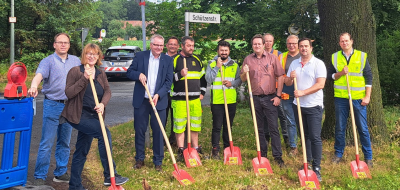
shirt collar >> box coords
[53,52,68,63]
[150,51,160,59]
[252,50,267,58]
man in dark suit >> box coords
[126,34,173,172]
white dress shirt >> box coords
[145,51,160,98]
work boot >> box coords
[176,147,185,162]
[313,167,322,182]
[195,146,204,155]
[274,157,285,168]
[155,165,163,172]
[289,147,298,157]
[365,159,373,168]
[331,155,342,164]
[211,147,220,160]
[134,160,145,169]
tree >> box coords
[108,19,125,38]
[317,0,388,143]
[126,23,142,40]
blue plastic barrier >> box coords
[0,98,33,189]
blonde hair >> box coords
[81,43,103,66]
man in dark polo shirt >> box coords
[240,34,286,167]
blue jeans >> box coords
[68,118,116,190]
[281,97,297,148]
[34,99,72,179]
[334,98,373,160]
[292,104,323,168]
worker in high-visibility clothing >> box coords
[328,32,373,168]
[171,36,207,161]
[205,40,241,159]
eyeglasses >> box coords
[287,43,298,46]
[55,42,70,45]
[86,53,99,57]
[167,43,178,46]
[152,43,164,48]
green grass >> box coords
[111,40,150,48]
[83,105,400,189]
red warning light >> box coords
[4,62,28,99]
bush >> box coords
[17,52,51,72]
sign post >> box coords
[185,12,220,36]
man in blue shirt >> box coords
[28,33,81,186]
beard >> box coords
[220,55,228,60]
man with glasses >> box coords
[28,33,81,186]
[127,34,173,172]
[281,35,301,156]
[165,36,179,147]
[240,34,286,167]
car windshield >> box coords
[105,49,135,57]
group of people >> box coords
[27,31,373,189]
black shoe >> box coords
[211,147,220,160]
[104,174,129,186]
[195,146,204,154]
[298,162,313,171]
[53,173,70,183]
[134,160,145,169]
[274,157,285,168]
[332,155,342,164]
[313,167,322,182]
[155,165,163,172]
[176,147,185,162]
[283,137,290,149]
[365,159,373,168]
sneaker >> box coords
[33,178,45,186]
[176,147,185,162]
[332,155,342,164]
[53,173,70,183]
[289,147,298,157]
[365,159,373,168]
[195,146,204,154]
[211,147,220,160]
[298,162,313,171]
[104,174,129,186]
[313,167,322,182]
[155,165,163,172]
[274,157,285,168]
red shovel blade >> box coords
[172,168,195,186]
[298,169,320,189]
[108,177,125,190]
[183,148,202,168]
[252,157,273,175]
[350,160,372,179]
[223,146,243,165]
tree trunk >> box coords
[317,0,388,144]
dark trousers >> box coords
[292,104,323,168]
[211,103,237,150]
[165,95,176,144]
[253,95,283,158]
[264,103,288,141]
[134,100,165,166]
[68,118,116,190]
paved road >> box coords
[2,78,211,190]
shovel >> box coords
[294,77,320,189]
[182,58,202,168]
[346,74,372,179]
[221,66,242,165]
[246,72,273,175]
[143,83,195,186]
[86,65,125,190]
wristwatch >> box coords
[276,94,281,99]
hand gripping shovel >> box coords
[182,58,202,168]
[346,74,372,179]
[86,65,125,190]
[294,78,320,189]
[246,72,273,175]
[221,66,242,165]
[143,83,195,186]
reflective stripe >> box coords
[174,124,186,130]
[211,85,234,90]
[191,123,201,128]
[172,92,201,96]
[187,72,203,78]
[360,52,366,73]
[333,52,339,72]
[214,77,235,82]
[349,72,363,77]
[200,87,207,91]
[334,85,365,91]
[174,117,186,122]
[191,116,201,121]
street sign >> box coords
[98,38,103,43]
[100,29,106,37]
[185,12,220,24]
[9,17,16,23]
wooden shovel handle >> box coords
[221,66,233,142]
[183,58,191,145]
[294,78,307,165]
[246,72,261,152]
[346,74,359,156]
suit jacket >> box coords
[127,50,173,110]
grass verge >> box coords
[83,106,400,189]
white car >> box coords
[100,45,141,77]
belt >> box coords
[254,94,275,98]
[45,95,66,104]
